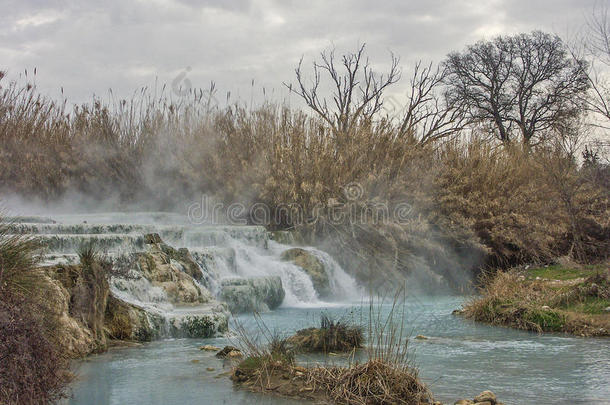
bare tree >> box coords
[396,62,468,144]
[577,3,610,128]
[444,31,590,146]
[586,2,610,65]
[286,44,400,134]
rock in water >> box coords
[220,276,285,313]
[200,345,221,351]
[109,237,229,339]
[170,313,229,338]
[104,295,165,341]
[473,391,497,404]
[216,346,241,358]
[280,248,330,297]
[41,272,98,356]
[135,243,212,304]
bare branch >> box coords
[284,44,401,134]
[396,62,468,144]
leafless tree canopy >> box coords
[586,2,610,65]
[287,46,468,144]
[444,31,590,145]
[396,62,468,144]
[286,44,401,134]
[578,3,610,129]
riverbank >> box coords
[460,262,610,336]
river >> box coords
[9,213,608,405]
[68,297,610,405]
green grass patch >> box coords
[563,297,610,315]
[464,269,609,336]
[525,264,606,281]
[239,352,293,369]
[523,307,566,331]
[238,356,265,371]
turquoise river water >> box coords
[67,297,610,405]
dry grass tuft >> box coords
[307,359,429,405]
[287,313,364,353]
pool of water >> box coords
[68,297,610,405]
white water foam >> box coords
[16,213,363,310]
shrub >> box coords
[0,216,73,404]
[0,298,73,404]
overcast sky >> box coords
[0,0,601,107]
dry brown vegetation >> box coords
[1,39,609,291]
[462,265,610,336]
[287,314,364,353]
[0,217,122,403]
[0,217,73,404]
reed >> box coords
[1,68,608,275]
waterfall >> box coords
[229,239,320,305]
[9,213,363,309]
[304,248,364,303]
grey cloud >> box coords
[0,0,597,106]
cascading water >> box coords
[222,238,321,306]
[302,247,363,303]
[8,212,362,313]
[185,231,363,307]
